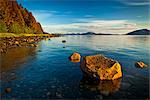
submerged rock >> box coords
[80,54,122,80]
[135,61,148,68]
[69,52,81,63]
[5,88,11,93]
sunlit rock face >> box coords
[80,54,122,80]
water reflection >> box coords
[79,76,121,95]
[1,46,37,72]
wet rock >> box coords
[1,49,3,53]
[5,88,11,93]
[62,40,66,43]
[56,92,63,98]
[69,52,81,63]
[34,44,38,47]
[135,61,148,68]
[80,54,122,80]
[1,49,7,53]
[30,44,38,47]
[47,92,51,96]
[30,44,34,47]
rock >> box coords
[80,54,122,80]
[30,44,34,47]
[15,41,19,44]
[47,92,51,96]
[69,52,81,63]
[34,44,38,47]
[62,40,66,43]
[1,49,3,53]
[31,44,38,47]
[5,88,11,93]
[135,61,148,68]
[56,92,62,98]
[1,49,7,53]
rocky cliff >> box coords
[0,0,43,34]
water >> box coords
[1,35,150,99]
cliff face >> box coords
[0,0,43,34]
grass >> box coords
[0,33,54,38]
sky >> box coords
[18,0,150,34]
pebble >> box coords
[0,36,56,53]
[46,92,51,96]
[56,92,62,98]
[5,88,11,93]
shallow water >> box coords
[1,35,150,99]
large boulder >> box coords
[69,52,81,63]
[80,54,122,80]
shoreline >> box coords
[0,33,59,53]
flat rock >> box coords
[80,54,122,80]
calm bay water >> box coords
[1,35,150,99]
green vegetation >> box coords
[0,22,42,34]
[0,33,53,38]
[9,22,24,33]
[0,21,8,33]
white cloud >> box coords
[31,10,54,23]
[118,0,150,6]
[42,19,140,34]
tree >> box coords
[9,22,24,33]
[0,21,8,33]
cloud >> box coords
[136,16,142,18]
[42,19,139,34]
[31,10,73,25]
[84,15,94,18]
[118,0,150,6]
[31,10,55,23]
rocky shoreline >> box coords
[0,35,58,53]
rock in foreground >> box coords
[80,54,122,80]
[69,52,81,63]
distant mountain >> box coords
[62,32,115,35]
[0,0,43,34]
[127,29,150,35]
[81,32,96,35]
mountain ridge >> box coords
[126,29,150,35]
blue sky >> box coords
[18,0,150,34]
